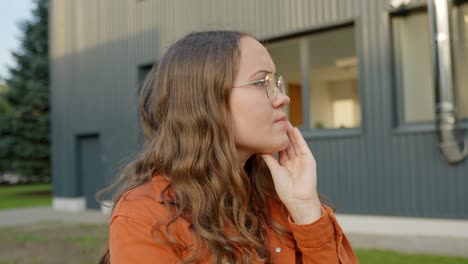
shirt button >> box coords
[275,247,282,253]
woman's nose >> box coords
[272,93,290,109]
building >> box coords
[49,0,468,220]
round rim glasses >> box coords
[233,73,286,102]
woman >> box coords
[98,31,358,264]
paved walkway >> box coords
[1,206,467,258]
[0,206,109,227]
[337,213,468,258]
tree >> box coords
[0,83,12,113]
[0,83,14,173]
[1,0,49,181]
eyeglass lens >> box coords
[266,75,285,100]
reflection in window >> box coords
[392,4,468,124]
[453,4,468,119]
[392,12,435,123]
[267,26,360,130]
[308,26,360,130]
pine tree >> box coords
[2,0,49,181]
[0,83,11,113]
[0,82,14,173]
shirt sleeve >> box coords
[288,205,359,264]
[109,215,179,264]
[108,196,183,264]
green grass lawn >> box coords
[0,222,108,264]
[0,183,51,210]
[356,249,468,264]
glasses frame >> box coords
[233,73,286,102]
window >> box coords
[267,25,360,130]
[392,11,435,123]
[391,3,468,125]
[453,3,468,120]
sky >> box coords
[0,0,35,82]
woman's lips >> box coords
[275,117,289,130]
[275,116,287,123]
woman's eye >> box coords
[255,80,266,87]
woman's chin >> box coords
[261,137,290,154]
[276,139,291,152]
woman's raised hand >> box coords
[261,124,322,224]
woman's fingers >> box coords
[263,127,313,170]
[293,127,313,158]
[288,127,300,156]
[286,130,296,159]
[279,150,289,165]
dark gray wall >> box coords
[50,0,468,218]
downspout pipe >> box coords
[427,0,468,164]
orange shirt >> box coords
[109,176,359,263]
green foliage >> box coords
[0,81,15,170]
[0,84,11,113]
[0,99,11,114]
[0,0,50,180]
[0,83,8,94]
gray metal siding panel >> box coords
[50,0,468,218]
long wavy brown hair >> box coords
[97,31,295,264]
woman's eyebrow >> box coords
[249,69,273,80]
